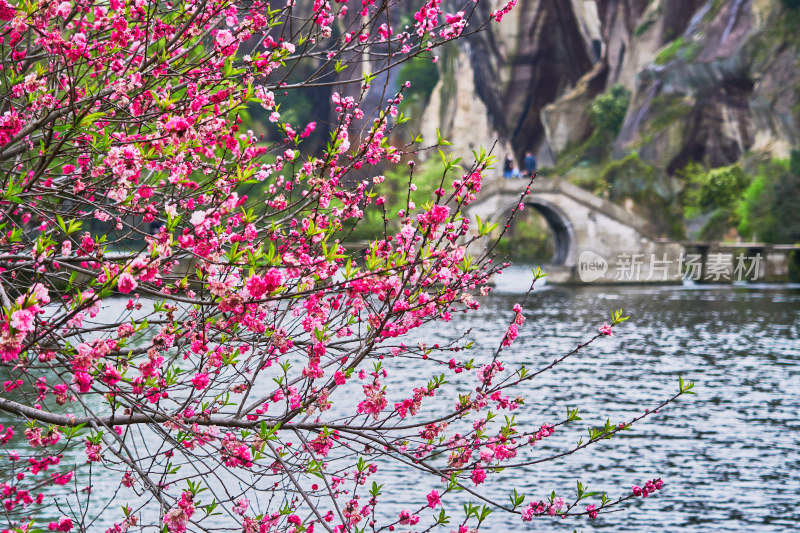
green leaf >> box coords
[80,111,107,127]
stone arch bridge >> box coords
[463,177,683,283]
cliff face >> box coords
[423,0,800,172]
[422,0,600,166]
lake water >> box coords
[3,270,799,532]
[446,269,800,532]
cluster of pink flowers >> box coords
[471,465,487,485]
[414,0,442,37]
[398,509,420,526]
[245,268,283,298]
[191,372,210,390]
[164,491,195,533]
[232,497,249,516]
[521,497,566,520]
[47,517,73,531]
[1,283,49,362]
[0,0,15,21]
[220,433,254,468]
[24,426,60,448]
[491,0,518,22]
[476,361,505,386]
[633,478,664,497]
[395,384,436,418]
[440,11,467,40]
[104,513,138,533]
[117,272,138,294]
[0,109,22,145]
[84,440,102,462]
[2,480,45,514]
[307,430,339,457]
[357,378,387,420]
[529,423,556,444]
[28,454,61,474]
[426,489,442,508]
[0,0,664,530]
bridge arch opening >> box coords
[490,199,576,266]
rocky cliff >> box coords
[422,0,800,174]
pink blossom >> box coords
[233,497,249,515]
[426,489,441,508]
[189,210,206,226]
[85,440,102,462]
[599,322,614,336]
[521,502,535,522]
[502,323,518,346]
[52,471,74,485]
[216,30,235,47]
[117,272,138,294]
[0,0,16,21]
[357,381,387,419]
[191,373,210,390]
[301,122,316,138]
[398,510,420,525]
[10,309,35,332]
[48,516,73,531]
[73,371,93,393]
[471,466,486,485]
[0,110,22,144]
[245,268,283,298]
[164,491,195,532]
[30,282,51,305]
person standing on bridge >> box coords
[524,151,537,176]
[503,154,514,178]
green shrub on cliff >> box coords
[680,163,750,240]
[589,84,631,137]
[698,164,750,210]
[598,152,683,237]
[554,85,632,178]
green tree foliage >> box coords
[343,159,448,241]
[589,84,632,137]
[398,54,440,109]
[678,161,707,220]
[682,156,800,243]
[791,147,800,175]
[736,171,771,241]
[680,163,750,240]
[697,164,750,210]
[737,157,800,243]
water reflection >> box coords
[374,277,800,532]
